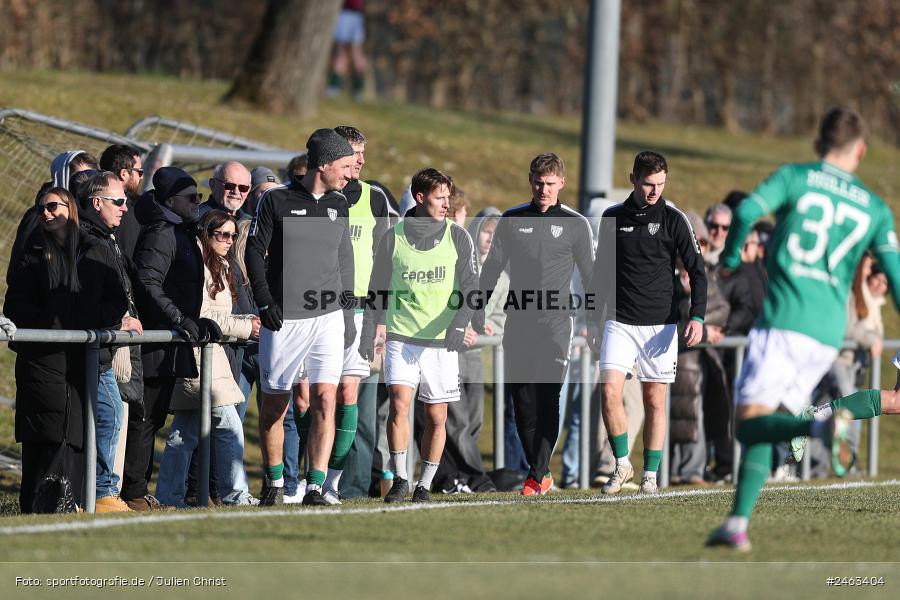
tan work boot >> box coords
[95,495,134,513]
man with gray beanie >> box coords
[246,128,357,506]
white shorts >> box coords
[342,312,371,378]
[384,340,460,403]
[334,10,365,45]
[258,311,344,392]
[736,328,838,415]
[598,320,678,383]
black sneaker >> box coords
[384,477,409,503]
[411,485,431,503]
[259,484,284,506]
[302,487,328,506]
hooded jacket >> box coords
[133,188,204,378]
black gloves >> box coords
[343,312,357,349]
[444,326,467,352]
[199,318,223,342]
[177,316,201,341]
[260,303,283,332]
[176,316,223,342]
[358,320,375,362]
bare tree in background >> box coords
[225,0,341,117]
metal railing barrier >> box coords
[0,328,237,513]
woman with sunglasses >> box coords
[155,210,261,507]
[5,188,90,512]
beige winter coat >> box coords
[170,257,255,411]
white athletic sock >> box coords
[390,450,408,480]
[418,461,440,490]
[642,470,657,480]
[324,468,343,492]
[616,456,631,468]
[723,515,749,534]
[267,477,284,488]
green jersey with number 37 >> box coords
[721,160,900,349]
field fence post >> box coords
[83,333,100,514]
[732,344,744,482]
[199,343,213,507]
[579,344,592,489]
[493,344,505,470]
[660,386,670,488]
[868,355,880,477]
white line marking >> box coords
[2,479,897,536]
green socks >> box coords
[832,389,882,420]
[643,449,662,474]
[265,463,284,483]
[609,432,629,459]
[328,403,358,470]
[306,469,326,487]
[731,442,772,518]
[736,413,813,444]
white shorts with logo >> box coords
[599,320,678,383]
[735,327,838,415]
[342,311,371,378]
[384,340,460,403]
[259,310,344,392]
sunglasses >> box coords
[211,230,238,243]
[92,196,127,207]
[707,223,730,232]
[41,201,68,213]
[173,192,204,204]
[128,168,144,177]
[214,178,250,194]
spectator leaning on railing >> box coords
[5,186,127,513]
[155,210,260,507]
[74,170,145,512]
[123,166,214,512]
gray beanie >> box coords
[250,166,279,190]
[306,128,353,169]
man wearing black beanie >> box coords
[121,166,211,511]
[247,128,357,506]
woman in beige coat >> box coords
[156,210,260,507]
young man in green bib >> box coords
[359,168,481,503]
[708,107,900,551]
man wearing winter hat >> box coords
[246,128,357,506]
[246,166,281,217]
[122,166,214,511]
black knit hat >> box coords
[152,166,197,201]
[306,128,353,169]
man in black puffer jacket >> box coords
[73,171,146,512]
[122,166,215,511]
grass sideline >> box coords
[0,480,898,599]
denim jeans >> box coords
[560,371,582,487]
[283,402,301,495]
[96,368,125,499]
[156,404,252,506]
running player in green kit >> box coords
[707,107,900,551]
